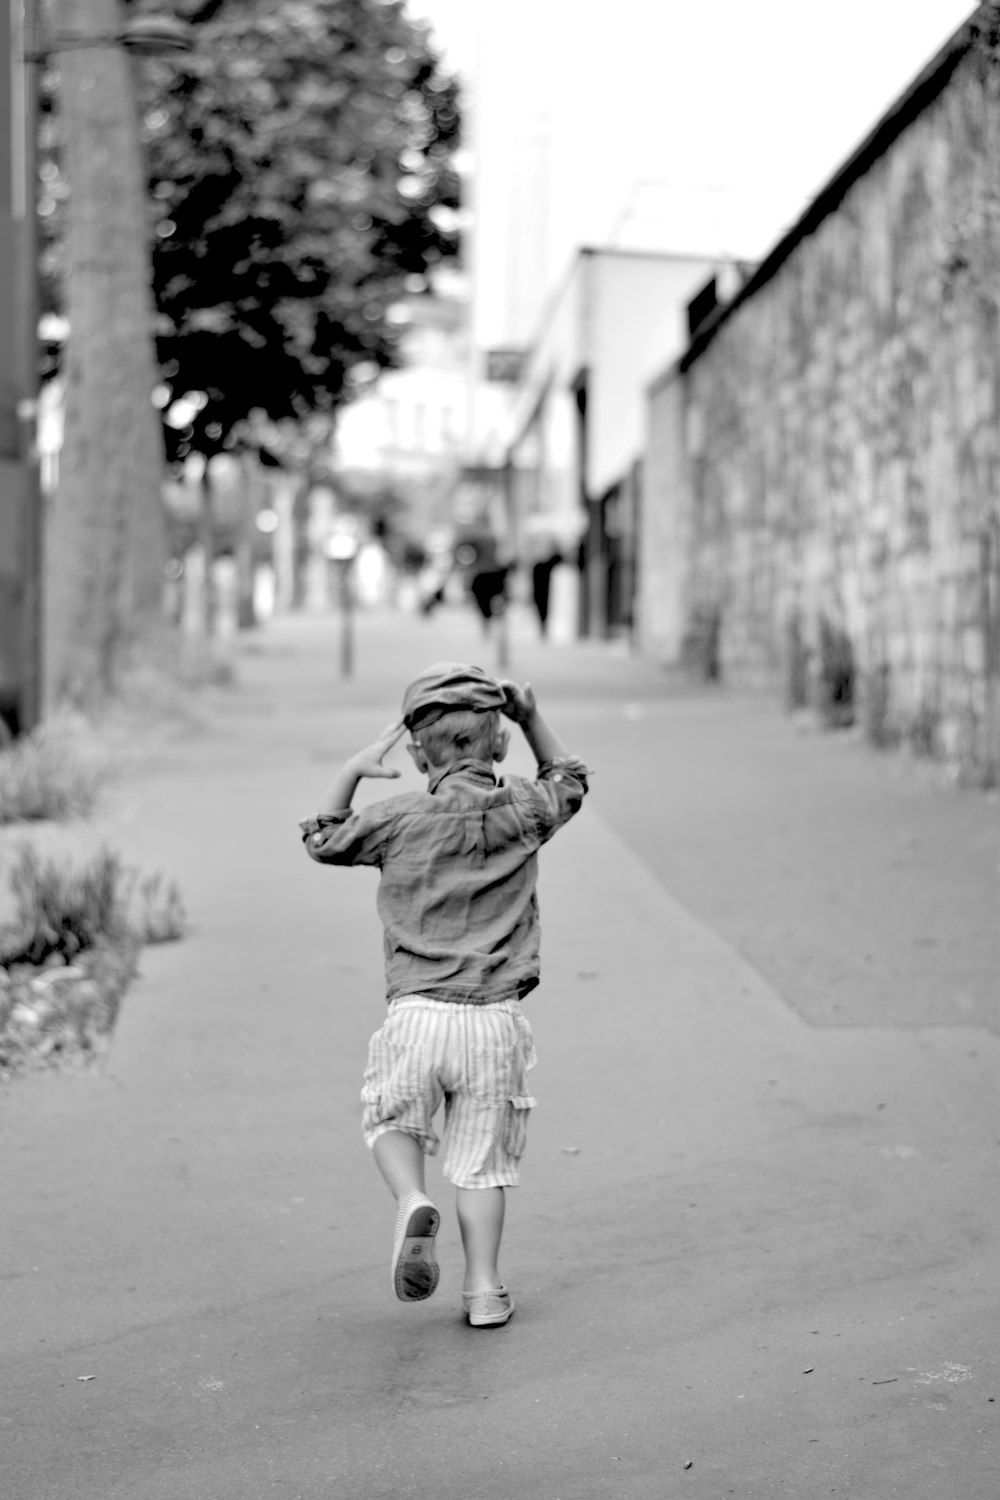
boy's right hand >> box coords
[499,679,536,726]
[348,720,407,779]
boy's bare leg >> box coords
[375,1130,440,1302]
[373,1129,426,1201]
[456,1186,505,1294]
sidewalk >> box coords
[1,605,998,1500]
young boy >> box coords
[299,662,588,1327]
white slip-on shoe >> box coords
[462,1287,515,1327]
[391,1192,440,1302]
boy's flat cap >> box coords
[402,661,507,731]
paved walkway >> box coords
[2,606,998,1499]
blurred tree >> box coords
[334,472,408,551]
[40,0,460,673]
[138,0,461,464]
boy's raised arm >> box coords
[314,720,406,817]
[500,678,588,841]
[498,681,570,766]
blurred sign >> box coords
[485,348,525,384]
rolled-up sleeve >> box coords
[531,755,590,842]
[299,805,391,867]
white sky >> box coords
[409,0,975,344]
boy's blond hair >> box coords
[413,708,500,767]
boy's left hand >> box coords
[349,720,407,779]
[498,679,536,725]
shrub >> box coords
[817,614,855,728]
[0,715,110,824]
[785,608,810,711]
[681,603,723,681]
[123,869,188,945]
[862,660,899,749]
[908,698,940,759]
[0,845,186,968]
[111,631,237,726]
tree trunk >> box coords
[45,0,166,706]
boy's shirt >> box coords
[300,756,588,1005]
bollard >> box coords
[337,558,354,678]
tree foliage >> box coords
[132,0,461,461]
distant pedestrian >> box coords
[299,663,588,1326]
[530,551,561,638]
[469,564,509,630]
[455,528,509,635]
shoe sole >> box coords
[392,1202,440,1302]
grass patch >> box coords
[0,945,140,1075]
[0,630,238,828]
[0,846,186,1078]
[0,714,110,825]
[127,870,188,945]
[0,845,186,966]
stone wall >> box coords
[640,17,1000,781]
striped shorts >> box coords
[361,995,538,1189]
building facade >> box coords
[334,284,473,534]
[639,4,1000,782]
[503,247,736,640]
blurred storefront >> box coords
[500,247,736,641]
[334,282,475,552]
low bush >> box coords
[784,609,811,711]
[125,869,188,945]
[0,715,110,825]
[817,614,856,728]
[0,845,186,1078]
[0,944,139,1075]
[0,845,186,969]
[111,631,237,727]
[862,660,899,749]
[681,603,723,681]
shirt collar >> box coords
[427,758,499,795]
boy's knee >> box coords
[366,1120,439,1156]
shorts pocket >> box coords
[502,1093,537,1159]
[362,1033,427,1121]
[465,1044,514,1103]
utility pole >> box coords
[326,525,359,678]
[0,0,41,735]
